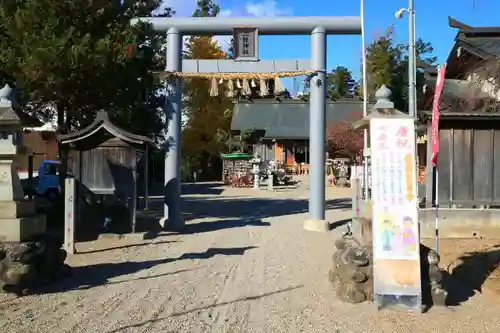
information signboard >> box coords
[370,117,421,312]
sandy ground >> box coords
[2,183,500,333]
[421,238,500,297]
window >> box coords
[44,163,59,176]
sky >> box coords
[164,0,500,93]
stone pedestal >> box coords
[0,160,46,242]
[303,219,329,232]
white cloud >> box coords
[164,0,292,51]
[212,1,292,50]
[245,0,292,17]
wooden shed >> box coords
[58,111,154,236]
[421,17,500,208]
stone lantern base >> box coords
[0,200,46,242]
[0,159,46,242]
[0,186,68,296]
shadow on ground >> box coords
[74,181,350,242]
[144,196,350,222]
[439,245,500,306]
[105,285,304,333]
[36,246,257,294]
[136,195,350,236]
[329,218,351,230]
[139,182,227,198]
[77,240,179,254]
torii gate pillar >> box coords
[163,27,183,230]
[131,16,362,231]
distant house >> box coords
[421,17,500,207]
[15,111,60,174]
[230,99,364,167]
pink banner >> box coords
[431,64,447,167]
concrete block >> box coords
[0,215,46,242]
[303,219,329,232]
[0,200,35,218]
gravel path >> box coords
[1,183,500,332]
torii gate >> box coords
[130,16,362,232]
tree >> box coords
[181,0,233,180]
[364,26,437,112]
[0,0,172,192]
[0,0,170,135]
[327,66,358,100]
[326,122,363,158]
[364,27,398,101]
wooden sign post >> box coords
[64,178,75,255]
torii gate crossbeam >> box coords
[131,16,362,232]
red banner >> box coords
[431,63,447,167]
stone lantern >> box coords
[0,84,25,202]
[353,85,409,131]
[0,85,71,295]
[0,84,45,242]
[250,152,262,190]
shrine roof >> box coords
[230,99,366,139]
[58,111,154,150]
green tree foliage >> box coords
[364,26,436,111]
[0,0,170,137]
[0,0,172,194]
[181,0,233,180]
[327,66,358,100]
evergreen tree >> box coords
[0,0,171,136]
[327,66,358,100]
[364,26,436,112]
[0,0,173,192]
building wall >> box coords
[15,131,59,171]
[426,121,500,207]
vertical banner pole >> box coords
[360,0,369,201]
[430,63,447,255]
[434,169,439,253]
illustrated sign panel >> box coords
[370,118,421,311]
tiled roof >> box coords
[448,17,500,59]
[230,100,366,139]
[458,34,500,58]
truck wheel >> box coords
[45,189,59,202]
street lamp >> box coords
[395,1,417,119]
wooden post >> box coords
[144,146,149,210]
[64,178,75,255]
[27,154,34,199]
[131,154,137,233]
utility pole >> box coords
[408,0,416,118]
